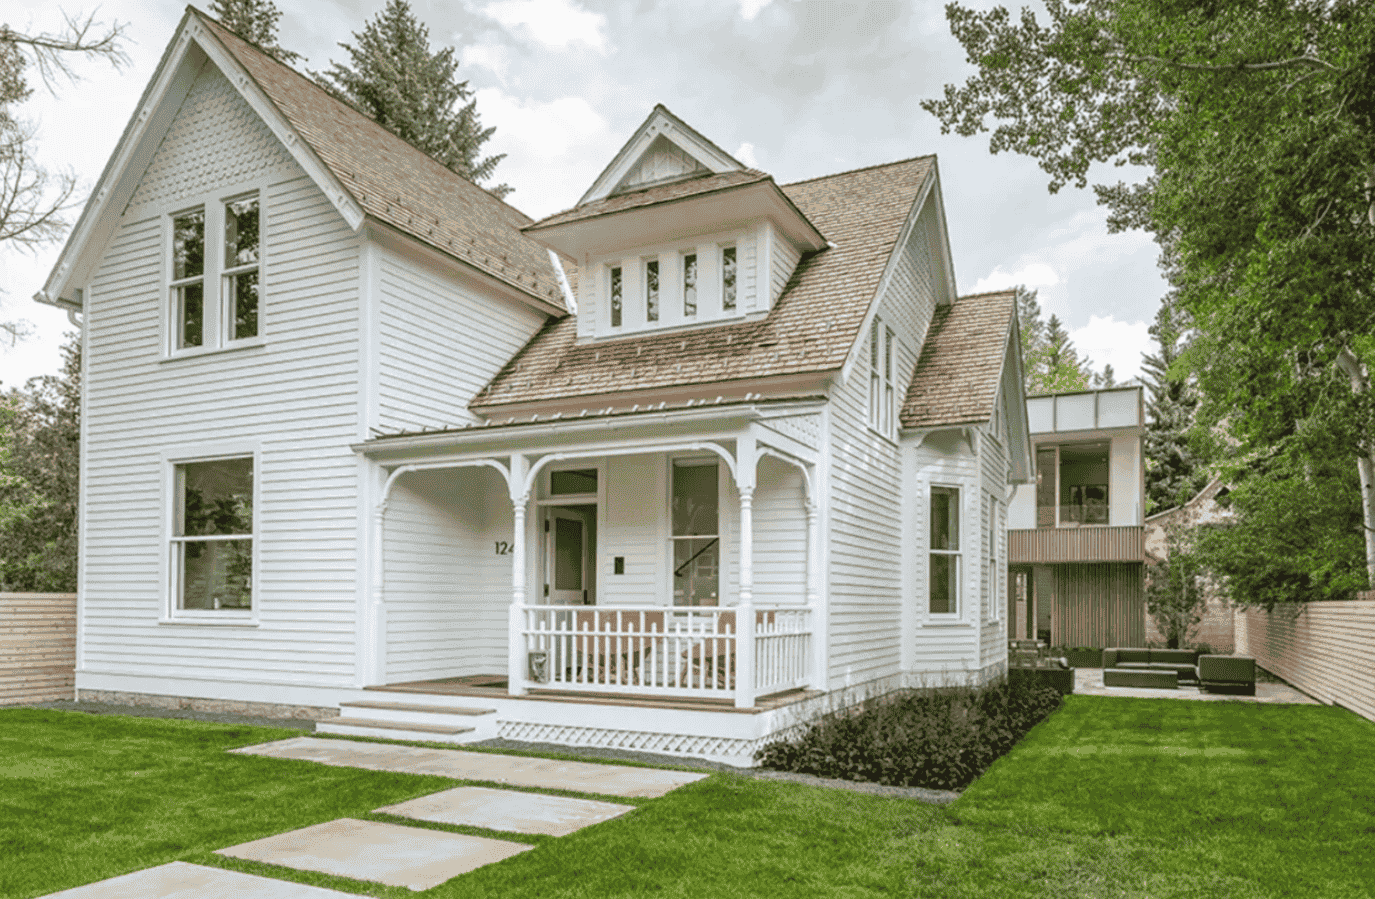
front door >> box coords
[545,506,593,605]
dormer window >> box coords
[683,252,697,317]
[610,266,623,327]
[645,259,660,322]
[722,245,737,311]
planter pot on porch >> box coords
[1009,666,1075,695]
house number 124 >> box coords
[494,541,511,555]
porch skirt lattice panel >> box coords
[496,720,806,763]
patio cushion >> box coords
[1117,649,1151,665]
[1199,655,1255,683]
[1151,650,1199,666]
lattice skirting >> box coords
[495,720,806,763]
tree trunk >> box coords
[1335,347,1375,591]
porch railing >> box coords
[517,604,811,704]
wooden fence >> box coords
[1235,600,1375,724]
[0,593,76,705]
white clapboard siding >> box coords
[382,468,511,682]
[753,456,807,605]
[600,455,666,605]
[770,232,802,306]
[980,417,1011,669]
[376,242,549,435]
[81,60,362,690]
[825,202,941,688]
[910,438,981,678]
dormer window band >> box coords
[645,259,660,322]
[682,253,697,317]
[610,266,623,327]
[722,245,737,311]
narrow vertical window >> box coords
[645,259,659,322]
[171,209,205,349]
[682,252,697,317]
[883,326,895,434]
[610,266,622,327]
[173,457,254,611]
[988,497,1001,621]
[672,461,720,606]
[929,486,960,614]
[869,321,881,428]
[721,245,737,311]
[224,196,259,340]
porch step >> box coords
[341,700,496,717]
[316,717,477,743]
[318,697,500,745]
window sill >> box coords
[866,425,899,448]
[161,337,266,363]
[922,618,973,628]
[159,615,258,627]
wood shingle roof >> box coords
[899,289,1016,429]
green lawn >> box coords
[2,698,1372,898]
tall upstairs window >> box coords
[171,209,205,349]
[167,192,260,353]
[223,196,259,340]
[869,320,895,435]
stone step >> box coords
[316,717,477,742]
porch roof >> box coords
[472,156,936,415]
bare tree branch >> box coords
[0,11,129,93]
[0,122,77,248]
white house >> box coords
[36,8,1032,766]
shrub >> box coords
[755,678,1062,791]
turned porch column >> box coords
[508,453,530,697]
[735,434,757,709]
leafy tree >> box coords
[1145,524,1204,648]
[209,0,302,64]
[924,0,1375,590]
[1142,296,1205,514]
[317,0,508,195]
[0,334,80,591]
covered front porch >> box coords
[357,407,827,710]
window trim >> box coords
[163,183,265,359]
[928,483,962,618]
[161,445,260,624]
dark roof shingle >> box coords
[474,156,935,411]
[899,290,1016,429]
[527,170,771,231]
[199,12,569,310]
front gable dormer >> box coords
[524,106,827,342]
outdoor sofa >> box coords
[1101,648,1201,685]
[1197,655,1257,695]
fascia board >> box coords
[836,164,940,388]
[1001,318,1035,483]
[579,106,745,206]
[927,161,960,305]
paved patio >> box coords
[1074,667,1320,703]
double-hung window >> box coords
[929,486,960,615]
[172,457,254,612]
[870,320,895,435]
[168,193,260,353]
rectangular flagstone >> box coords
[233,736,708,797]
[37,861,359,898]
[377,785,634,836]
[216,818,531,891]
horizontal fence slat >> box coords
[0,593,77,706]
[1238,602,1375,724]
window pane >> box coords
[180,539,252,609]
[178,283,203,349]
[931,486,959,551]
[610,266,622,327]
[173,210,204,279]
[550,468,597,495]
[929,554,956,614]
[179,458,253,536]
[683,253,697,316]
[722,246,736,310]
[230,270,258,339]
[225,197,259,266]
[672,463,717,536]
[645,259,659,322]
[674,537,719,606]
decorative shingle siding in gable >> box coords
[474,157,933,413]
[127,64,295,213]
[900,290,1015,429]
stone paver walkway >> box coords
[232,735,710,797]
[216,818,532,891]
[39,861,359,898]
[1074,667,1320,703]
[377,785,634,836]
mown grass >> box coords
[3,698,1373,898]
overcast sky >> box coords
[0,0,1166,390]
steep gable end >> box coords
[580,105,745,205]
[612,134,711,195]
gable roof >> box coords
[529,169,771,231]
[473,156,936,413]
[39,7,568,314]
[578,103,747,205]
[899,289,1018,429]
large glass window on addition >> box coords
[929,486,960,614]
[672,461,719,607]
[171,209,205,349]
[224,196,259,340]
[1058,443,1110,525]
[173,458,253,611]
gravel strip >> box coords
[21,700,316,731]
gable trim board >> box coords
[578,104,747,206]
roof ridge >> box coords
[782,154,937,188]
[956,288,1018,300]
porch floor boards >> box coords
[365,675,821,714]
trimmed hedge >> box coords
[755,678,1063,790]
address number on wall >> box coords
[494,541,511,555]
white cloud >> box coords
[461,39,512,83]
[1070,315,1151,382]
[739,0,774,21]
[973,262,1060,294]
[483,0,608,53]
[735,142,757,167]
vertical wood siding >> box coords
[1008,526,1145,563]
[81,62,362,689]
[376,245,547,435]
[383,468,511,681]
[0,594,76,704]
[1052,564,1145,648]
[1236,602,1375,724]
[829,200,941,686]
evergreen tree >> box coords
[1142,297,1205,514]
[317,0,507,195]
[1027,314,1094,395]
[210,0,302,64]
[1015,285,1045,372]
